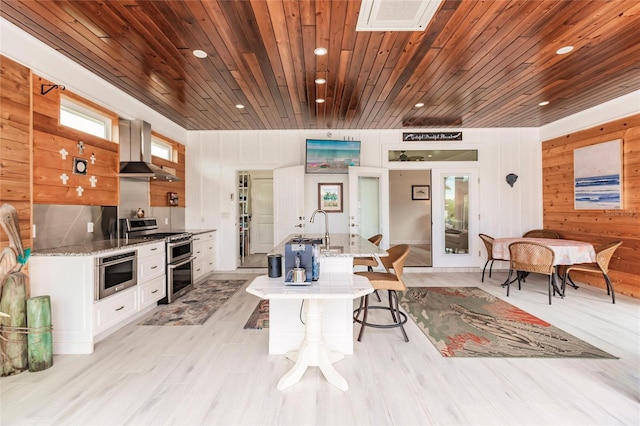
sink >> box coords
[320,245,343,254]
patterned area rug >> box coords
[244,300,269,329]
[139,279,247,326]
[398,287,617,358]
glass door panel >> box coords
[431,168,478,267]
[444,175,469,254]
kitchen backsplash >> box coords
[32,203,185,251]
[33,205,117,251]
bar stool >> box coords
[353,244,410,342]
[353,234,383,301]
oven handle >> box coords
[99,255,136,268]
[168,256,194,269]
[167,240,192,249]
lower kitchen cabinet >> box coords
[93,287,138,335]
[29,241,167,354]
[139,274,166,310]
[137,240,166,309]
[193,231,215,283]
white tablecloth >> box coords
[493,238,596,265]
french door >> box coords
[431,168,479,267]
[348,166,389,248]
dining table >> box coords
[492,237,597,296]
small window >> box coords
[388,149,478,162]
[151,137,174,161]
[60,98,112,139]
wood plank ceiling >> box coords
[2,0,639,131]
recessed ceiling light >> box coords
[315,98,325,103]
[193,49,208,58]
[314,47,327,56]
[556,46,574,55]
[235,104,245,109]
[415,102,425,108]
[538,101,550,106]
[315,78,326,84]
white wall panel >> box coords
[188,128,542,270]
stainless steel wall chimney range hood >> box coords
[119,120,180,181]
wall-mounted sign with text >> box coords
[402,132,463,141]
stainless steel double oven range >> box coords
[122,218,194,303]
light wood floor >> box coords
[406,244,432,267]
[2,272,638,425]
[239,253,267,268]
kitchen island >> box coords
[247,272,372,391]
[260,233,386,355]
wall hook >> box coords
[506,173,518,187]
[41,84,65,95]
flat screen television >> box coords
[305,139,361,174]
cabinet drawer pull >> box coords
[151,289,158,294]
[151,265,158,269]
[115,305,125,311]
[151,247,158,251]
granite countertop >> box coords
[32,229,217,256]
[269,233,387,258]
[31,238,161,256]
[182,228,216,235]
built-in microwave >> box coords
[95,251,137,300]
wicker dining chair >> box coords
[562,241,622,304]
[354,244,410,342]
[507,241,558,305]
[522,229,561,239]
[478,233,496,282]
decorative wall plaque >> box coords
[73,157,88,175]
[402,132,463,141]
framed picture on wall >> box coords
[412,185,430,200]
[318,183,343,212]
[574,139,623,209]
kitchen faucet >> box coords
[310,209,330,248]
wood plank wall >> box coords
[0,56,32,254]
[32,75,119,206]
[542,114,640,298]
[150,133,185,208]
[31,75,186,208]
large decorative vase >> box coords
[26,295,53,372]
[0,272,28,376]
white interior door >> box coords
[251,177,274,253]
[348,166,389,248]
[273,165,305,244]
[431,168,479,267]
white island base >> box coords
[246,271,373,391]
[279,299,347,391]
[268,256,360,354]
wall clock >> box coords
[73,157,88,175]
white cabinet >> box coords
[203,233,215,274]
[29,255,95,355]
[29,241,167,354]
[193,231,215,283]
[139,275,166,309]
[93,287,137,335]
[137,241,166,309]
